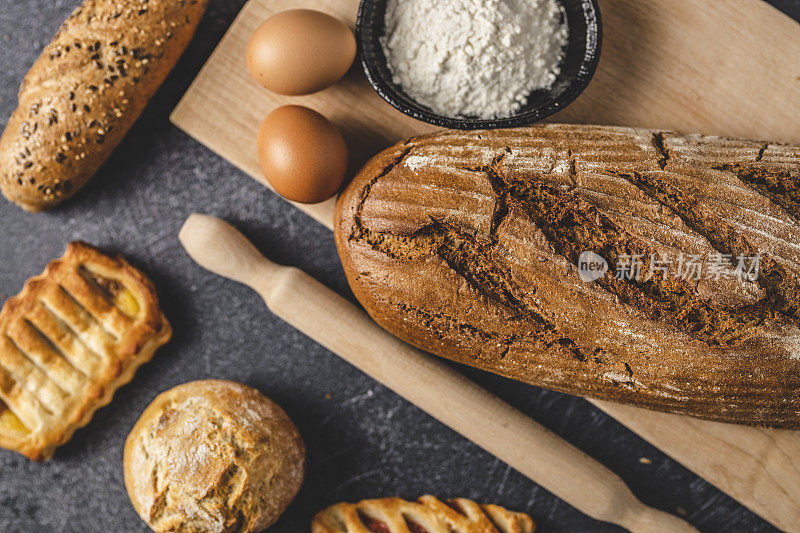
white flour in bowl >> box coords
[381,0,568,120]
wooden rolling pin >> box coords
[178,213,695,532]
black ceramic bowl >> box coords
[356,0,602,130]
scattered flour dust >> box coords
[381,0,568,119]
[404,154,431,171]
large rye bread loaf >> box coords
[335,124,800,427]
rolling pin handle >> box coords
[178,213,282,288]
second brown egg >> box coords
[257,105,349,204]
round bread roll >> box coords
[124,380,305,533]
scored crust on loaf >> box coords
[0,242,171,460]
[0,0,208,211]
[335,124,800,427]
[312,495,535,533]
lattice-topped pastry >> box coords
[312,495,535,533]
[0,242,171,460]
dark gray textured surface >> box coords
[0,1,797,532]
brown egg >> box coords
[257,105,349,204]
[246,9,356,96]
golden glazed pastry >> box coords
[0,241,171,461]
[312,496,535,533]
[124,380,305,533]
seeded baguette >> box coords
[335,124,800,428]
[0,0,207,212]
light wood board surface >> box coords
[171,0,800,530]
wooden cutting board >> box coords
[171,0,800,530]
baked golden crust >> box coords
[124,380,305,533]
[0,0,208,211]
[335,124,800,427]
[0,241,171,460]
[312,496,535,533]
